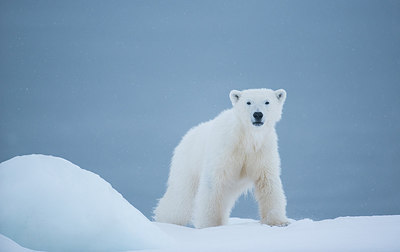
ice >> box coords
[0,155,172,252]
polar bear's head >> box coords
[229,88,286,128]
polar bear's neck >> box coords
[238,124,277,153]
[213,109,277,153]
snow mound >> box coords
[0,234,36,252]
[0,154,172,252]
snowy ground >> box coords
[1,215,399,252]
[1,155,399,251]
[143,215,400,252]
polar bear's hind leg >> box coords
[153,174,198,226]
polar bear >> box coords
[154,88,289,228]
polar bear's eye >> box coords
[265,101,270,105]
[246,102,251,105]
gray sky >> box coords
[1,0,399,221]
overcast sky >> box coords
[1,0,399,221]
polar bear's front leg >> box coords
[255,172,289,227]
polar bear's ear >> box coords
[229,90,241,105]
[275,89,287,103]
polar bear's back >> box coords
[169,109,235,180]
[169,121,210,179]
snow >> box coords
[0,155,172,252]
[144,216,400,252]
[1,154,399,252]
[1,216,399,252]
[0,234,37,252]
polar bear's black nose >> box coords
[253,112,263,120]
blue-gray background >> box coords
[1,0,399,221]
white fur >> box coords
[154,88,289,228]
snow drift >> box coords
[0,234,35,252]
[0,154,172,252]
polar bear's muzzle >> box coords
[252,112,264,126]
[252,122,264,126]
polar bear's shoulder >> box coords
[188,109,234,130]
[180,109,236,143]
[200,109,237,132]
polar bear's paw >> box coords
[266,219,290,227]
[261,215,290,227]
